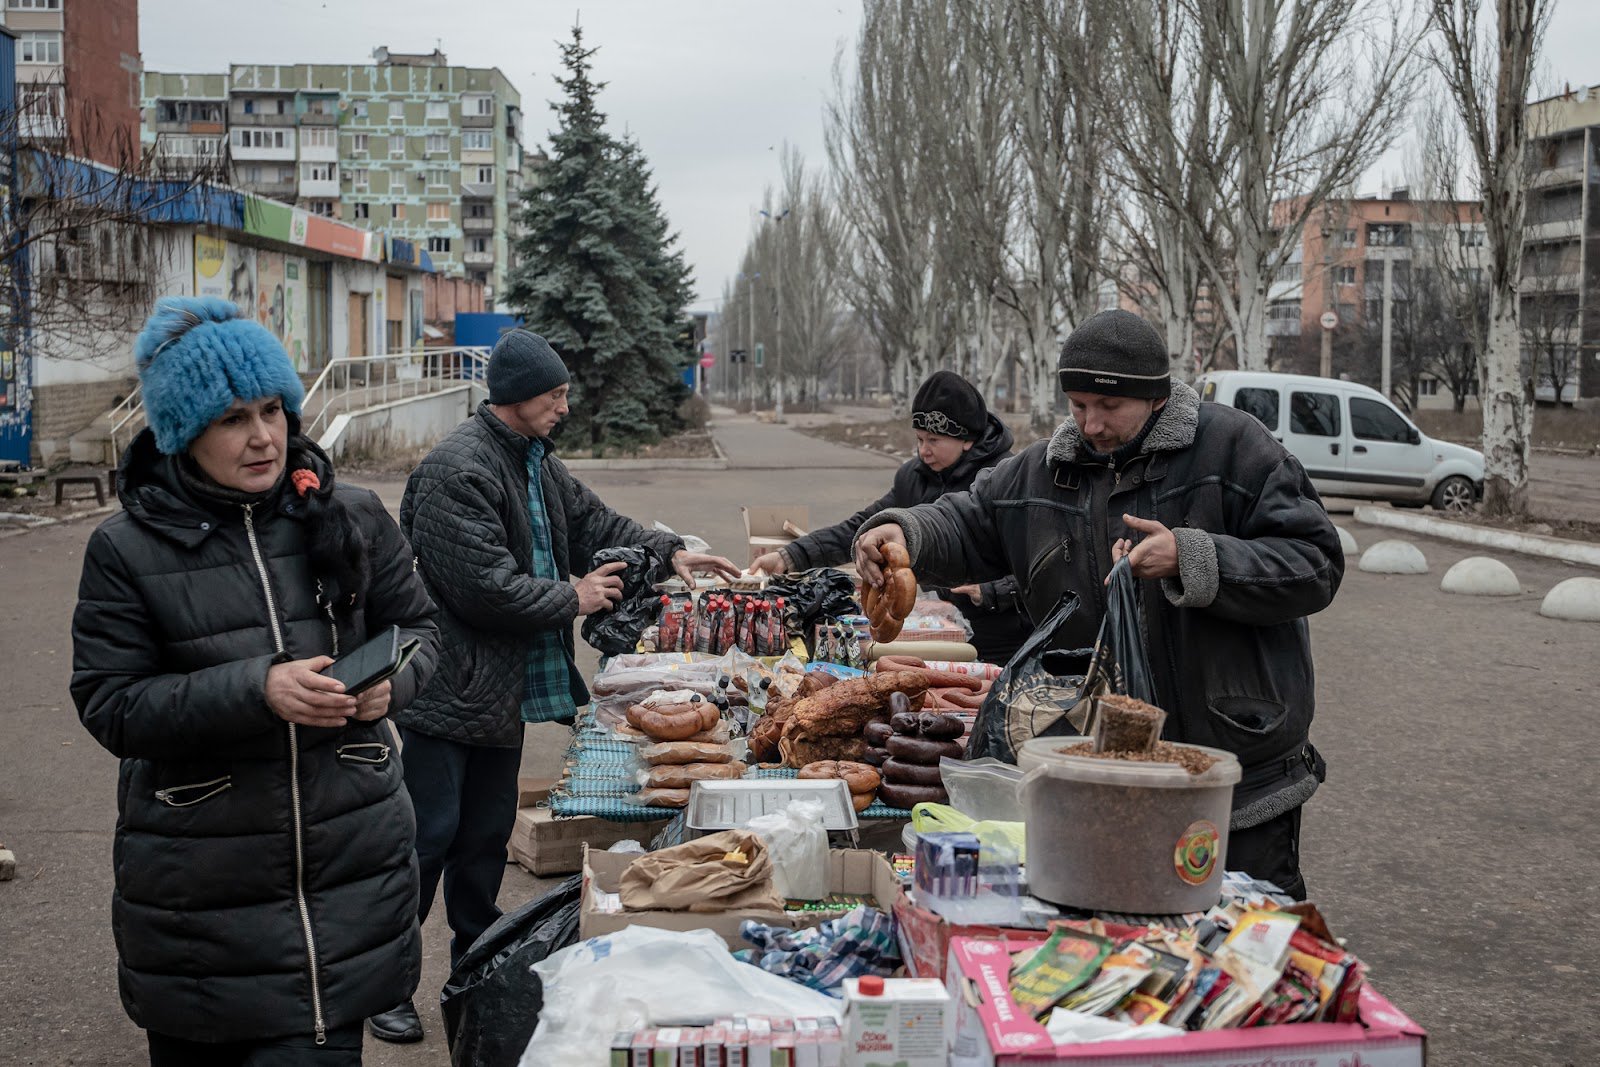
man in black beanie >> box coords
[373,330,739,1043]
[854,309,1345,900]
[752,370,1033,663]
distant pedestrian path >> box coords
[709,409,900,471]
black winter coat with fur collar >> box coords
[867,383,1345,826]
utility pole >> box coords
[1320,210,1336,379]
[1380,255,1394,399]
[747,274,757,409]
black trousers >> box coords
[1227,806,1306,900]
[400,726,524,970]
[147,1023,362,1066]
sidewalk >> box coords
[709,409,900,471]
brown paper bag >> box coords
[617,830,783,914]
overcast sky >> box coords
[141,0,1600,312]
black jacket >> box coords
[869,383,1344,826]
[398,402,684,747]
[70,431,439,1043]
[780,413,1033,663]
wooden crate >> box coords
[507,807,667,877]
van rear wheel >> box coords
[1431,475,1475,514]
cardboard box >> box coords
[507,807,667,877]
[893,891,1049,981]
[943,937,1426,1067]
[581,845,899,949]
[741,505,811,566]
[518,775,557,809]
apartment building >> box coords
[2,0,142,163]
[143,47,527,306]
[1265,192,1486,408]
[1524,85,1600,404]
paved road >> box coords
[1,415,1595,1065]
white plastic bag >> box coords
[519,926,841,1067]
[743,797,829,901]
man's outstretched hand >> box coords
[853,525,907,588]
[672,550,742,588]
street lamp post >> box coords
[737,271,760,408]
[758,207,791,421]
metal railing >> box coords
[301,346,490,442]
[108,385,146,460]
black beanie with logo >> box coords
[1057,310,1171,399]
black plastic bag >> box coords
[441,876,582,1067]
[764,568,859,630]
[587,544,665,601]
[581,545,666,656]
[1080,558,1158,707]
[969,593,1094,763]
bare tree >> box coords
[1520,277,1580,403]
[825,0,958,412]
[1174,0,1416,372]
[771,148,852,410]
[1099,0,1229,381]
[1427,0,1553,517]
[3,97,229,366]
[995,0,1111,422]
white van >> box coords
[1195,371,1484,512]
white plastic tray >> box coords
[686,778,859,833]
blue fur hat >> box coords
[133,296,305,454]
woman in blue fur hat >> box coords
[69,297,440,1064]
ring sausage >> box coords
[861,745,889,767]
[882,758,944,787]
[916,712,965,741]
[636,706,709,741]
[889,710,921,735]
[863,721,894,746]
[877,781,948,809]
[886,734,964,764]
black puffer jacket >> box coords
[70,431,439,1044]
[780,412,1033,663]
[398,402,684,747]
[867,384,1344,826]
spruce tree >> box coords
[506,26,693,454]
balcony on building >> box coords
[153,98,226,136]
[462,249,496,269]
[232,129,297,161]
[299,174,340,199]
[298,91,340,126]
[1526,217,1583,244]
[462,214,494,234]
[231,92,296,126]
[461,180,495,199]
[461,93,495,128]
[1529,163,1584,190]
[239,175,298,200]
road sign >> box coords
[754,342,765,368]
[700,353,716,369]
[1320,311,1339,331]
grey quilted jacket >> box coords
[398,401,683,747]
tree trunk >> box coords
[1478,288,1530,517]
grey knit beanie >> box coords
[487,329,569,404]
[1057,310,1171,399]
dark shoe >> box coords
[367,999,424,1044]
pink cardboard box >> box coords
[944,937,1427,1067]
